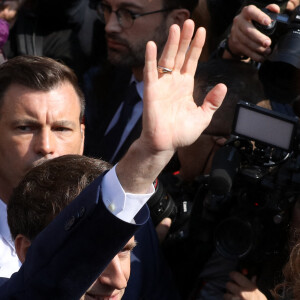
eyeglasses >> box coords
[96,2,174,29]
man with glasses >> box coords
[85,0,198,162]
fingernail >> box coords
[161,217,172,226]
[263,18,270,25]
[265,47,272,54]
[263,39,271,47]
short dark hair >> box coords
[163,0,198,14]
[0,55,85,121]
[89,0,198,15]
[195,59,265,136]
[8,155,112,241]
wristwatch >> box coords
[217,37,249,60]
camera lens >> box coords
[215,217,254,259]
[147,179,177,226]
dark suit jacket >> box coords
[83,65,142,164]
[0,173,149,300]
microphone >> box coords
[209,145,240,195]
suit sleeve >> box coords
[0,174,149,300]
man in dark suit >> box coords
[4,155,144,300]
[0,19,227,299]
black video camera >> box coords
[204,101,300,266]
[254,6,300,103]
[254,5,300,65]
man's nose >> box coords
[105,11,122,33]
[33,128,56,156]
[99,256,127,290]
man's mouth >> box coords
[106,38,127,50]
[105,34,128,50]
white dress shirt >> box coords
[0,165,154,278]
[0,199,22,277]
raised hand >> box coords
[142,19,226,154]
[117,19,226,194]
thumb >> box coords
[201,83,227,115]
[155,217,172,243]
[251,275,257,284]
[265,4,280,13]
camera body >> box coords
[253,6,300,103]
[155,103,300,295]
[254,6,300,42]
[203,101,300,265]
[253,6,300,70]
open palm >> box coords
[142,20,227,153]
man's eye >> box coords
[53,127,72,132]
[17,126,33,132]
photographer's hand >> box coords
[117,19,227,194]
[224,4,280,62]
[224,271,268,300]
[287,0,300,10]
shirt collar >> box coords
[0,198,15,249]
[130,75,144,100]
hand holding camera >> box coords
[225,3,281,62]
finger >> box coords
[230,17,271,59]
[229,32,270,62]
[144,41,158,85]
[224,293,241,300]
[226,281,242,296]
[242,5,272,25]
[200,83,227,115]
[158,24,180,71]
[251,275,257,284]
[155,217,172,243]
[287,0,299,10]
[173,19,195,71]
[181,27,206,75]
[235,19,272,48]
[229,271,254,288]
[230,30,270,56]
[265,4,281,13]
[224,294,242,300]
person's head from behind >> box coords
[0,55,86,203]
[91,0,198,69]
[8,154,136,300]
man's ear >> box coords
[14,234,31,263]
[80,123,85,155]
[167,9,190,28]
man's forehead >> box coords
[0,82,81,120]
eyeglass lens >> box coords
[97,3,134,28]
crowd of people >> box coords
[0,0,299,299]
